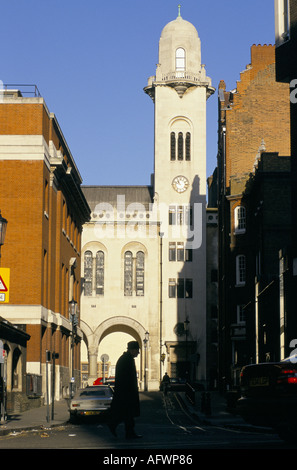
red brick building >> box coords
[216,45,291,389]
[274,0,297,363]
[0,86,90,411]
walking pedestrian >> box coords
[161,372,170,395]
[107,341,142,439]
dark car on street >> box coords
[160,377,187,392]
[237,355,297,442]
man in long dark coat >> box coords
[108,341,142,439]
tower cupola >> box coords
[144,7,214,99]
[158,9,201,77]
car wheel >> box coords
[69,412,79,424]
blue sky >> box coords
[0,0,276,188]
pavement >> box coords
[0,390,274,437]
[0,399,70,436]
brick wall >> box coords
[224,45,291,187]
[0,103,49,141]
[0,160,45,304]
[0,94,87,388]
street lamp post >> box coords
[159,231,164,383]
[69,298,78,398]
[184,318,190,378]
[143,331,149,391]
[0,211,7,423]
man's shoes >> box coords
[126,432,143,439]
[107,423,117,437]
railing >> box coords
[1,84,41,97]
[162,71,203,83]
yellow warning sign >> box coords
[0,268,10,303]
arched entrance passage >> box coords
[81,316,148,387]
[96,316,145,345]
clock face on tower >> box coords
[172,175,189,193]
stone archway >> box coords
[80,316,148,386]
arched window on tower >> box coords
[170,130,191,161]
[176,48,185,77]
[185,132,191,161]
[170,132,176,161]
[178,132,184,160]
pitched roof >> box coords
[82,185,154,212]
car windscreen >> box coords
[80,391,107,397]
[77,388,112,398]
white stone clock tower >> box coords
[144,8,214,384]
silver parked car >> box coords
[69,385,113,422]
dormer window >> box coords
[176,48,185,76]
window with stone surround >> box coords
[84,250,93,296]
[83,249,105,296]
[234,205,246,234]
[169,205,192,226]
[124,251,133,296]
[168,277,193,298]
[124,250,145,296]
[236,255,246,286]
[96,251,104,295]
[136,251,144,296]
[168,242,192,262]
[176,47,186,74]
